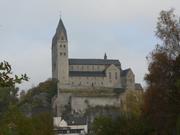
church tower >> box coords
[52,18,69,89]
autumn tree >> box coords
[144,9,180,134]
[124,90,144,117]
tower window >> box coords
[64,45,66,48]
[64,53,66,56]
[61,36,64,40]
[60,52,63,56]
[60,45,62,48]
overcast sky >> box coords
[0,0,180,90]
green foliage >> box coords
[124,90,143,117]
[0,79,56,135]
[0,61,28,117]
[22,79,57,103]
[0,106,54,135]
[92,116,115,135]
[31,113,54,135]
[92,115,154,135]
[18,79,57,116]
[0,87,19,117]
[0,61,28,88]
[0,62,55,134]
[0,106,34,135]
[177,115,180,135]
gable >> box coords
[106,64,120,72]
[121,68,134,77]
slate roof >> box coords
[52,18,68,43]
[69,71,106,77]
[121,68,131,76]
[64,115,87,126]
[69,59,121,66]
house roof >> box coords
[69,71,106,77]
[121,68,131,76]
[69,58,121,66]
[64,115,87,126]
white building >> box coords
[54,117,88,135]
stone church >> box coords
[52,18,143,117]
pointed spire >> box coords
[55,18,68,41]
[104,53,107,60]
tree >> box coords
[156,9,180,58]
[92,115,154,135]
[0,61,29,117]
[144,9,180,134]
[0,106,54,135]
[0,61,28,88]
[124,90,144,117]
[19,79,57,116]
